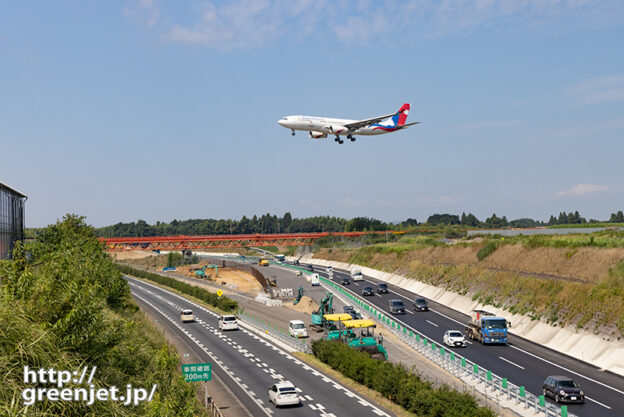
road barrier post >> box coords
[560,405,568,417]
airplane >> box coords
[277,103,419,144]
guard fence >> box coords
[237,309,313,354]
[317,274,578,417]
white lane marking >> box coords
[498,356,525,370]
[331,276,624,403]
[585,396,611,409]
[426,320,438,327]
[508,344,624,396]
[129,277,391,416]
[406,310,414,314]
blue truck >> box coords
[465,310,510,344]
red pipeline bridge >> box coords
[100,231,402,251]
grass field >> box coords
[313,232,624,337]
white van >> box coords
[180,309,194,323]
[218,315,238,331]
[289,320,308,338]
[350,268,363,281]
[310,273,320,286]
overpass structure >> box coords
[100,231,400,251]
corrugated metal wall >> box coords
[0,185,26,260]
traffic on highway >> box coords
[293,261,624,417]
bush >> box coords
[312,340,494,417]
[0,215,207,416]
[477,240,499,261]
[117,264,238,313]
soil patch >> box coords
[284,296,318,314]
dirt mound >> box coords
[111,250,154,260]
[286,296,317,314]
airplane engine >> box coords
[322,125,347,134]
[309,131,327,139]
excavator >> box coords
[309,292,335,332]
[189,264,218,278]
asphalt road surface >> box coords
[126,275,393,417]
[297,262,624,417]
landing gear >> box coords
[347,135,356,142]
[335,136,344,144]
[291,129,295,136]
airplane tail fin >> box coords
[396,103,410,126]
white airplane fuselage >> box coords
[279,116,388,136]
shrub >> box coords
[477,240,499,261]
[117,264,238,313]
[312,340,494,417]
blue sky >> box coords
[2,1,623,227]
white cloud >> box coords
[123,0,160,27]
[125,0,624,49]
[555,184,610,197]
[418,195,456,204]
[337,197,366,207]
[568,74,624,106]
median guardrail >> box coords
[237,310,313,354]
[273,261,576,417]
[317,274,577,417]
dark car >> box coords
[542,376,584,404]
[341,276,350,285]
[389,299,405,314]
[362,286,374,296]
[413,297,429,312]
[306,265,313,271]
[349,311,363,320]
[377,283,388,294]
[343,305,355,314]
[294,260,300,265]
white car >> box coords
[268,381,301,408]
[443,330,467,347]
[288,320,308,338]
[180,309,194,323]
[295,270,302,276]
[218,315,238,331]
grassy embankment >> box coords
[314,231,624,337]
[0,215,208,417]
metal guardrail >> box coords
[318,276,578,417]
[237,310,313,354]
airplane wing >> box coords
[343,112,400,131]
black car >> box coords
[343,305,355,314]
[542,376,584,403]
[349,311,363,320]
[306,265,313,271]
[389,299,405,314]
[377,283,388,294]
[341,276,350,285]
[413,297,429,311]
[362,286,374,296]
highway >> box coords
[297,263,624,417]
[126,275,393,417]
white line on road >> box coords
[498,356,525,370]
[585,396,611,409]
[426,320,438,327]
[508,344,624,397]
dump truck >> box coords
[465,310,510,344]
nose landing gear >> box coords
[291,129,295,136]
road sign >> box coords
[182,363,212,382]
[217,289,223,297]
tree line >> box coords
[93,210,624,237]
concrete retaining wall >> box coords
[300,255,624,377]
